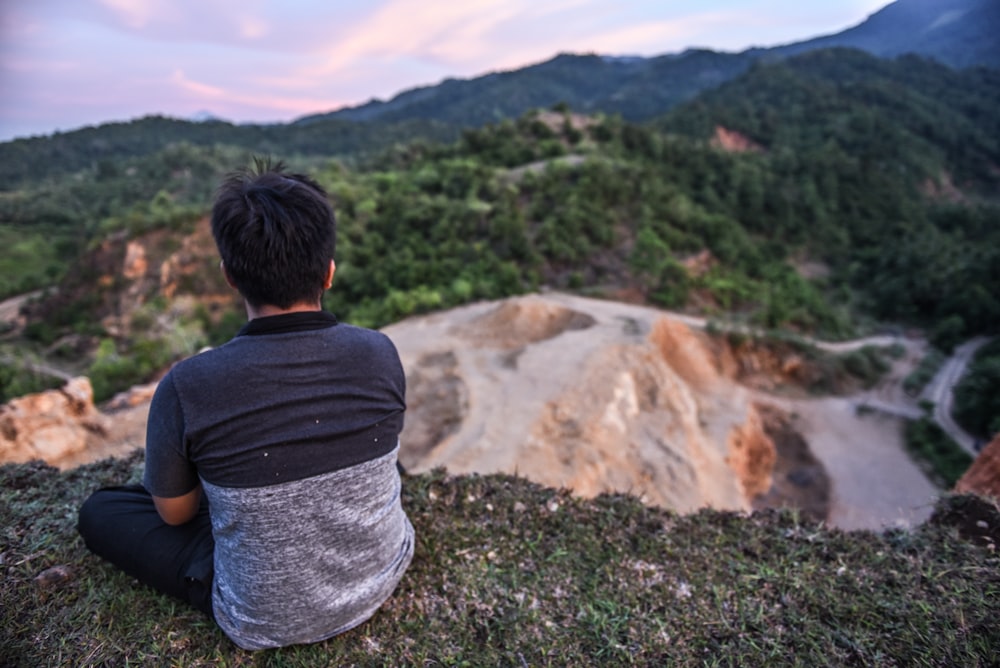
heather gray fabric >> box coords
[204,447,413,650]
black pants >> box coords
[77,484,215,617]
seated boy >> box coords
[78,159,414,650]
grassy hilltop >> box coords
[2,452,998,666]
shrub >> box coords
[904,418,974,489]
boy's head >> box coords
[211,159,336,309]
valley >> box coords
[0,289,979,531]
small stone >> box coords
[34,564,74,589]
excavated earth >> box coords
[1,292,944,530]
[383,292,940,528]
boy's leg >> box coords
[77,484,215,617]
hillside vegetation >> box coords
[1,49,999,405]
[2,453,998,666]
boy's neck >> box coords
[245,300,322,321]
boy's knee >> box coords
[76,485,148,547]
[77,489,109,545]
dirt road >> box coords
[922,337,991,454]
[763,395,939,530]
[0,290,42,330]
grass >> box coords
[2,451,999,667]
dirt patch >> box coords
[711,126,763,153]
[399,351,468,469]
[649,317,720,392]
[752,403,831,523]
[929,494,1000,549]
[778,397,938,530]
[955,433,1000,498]
[456,300,595,350]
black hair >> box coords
[210,158,336,309]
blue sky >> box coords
[0,0,890,141]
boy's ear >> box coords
[220,260,238,290]
[325,260,336,289]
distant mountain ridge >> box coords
[297,0,999,127]
[767,0,1000,68]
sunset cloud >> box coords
[169,69,345,116]
[170,69,225,98]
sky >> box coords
[0,0,891,142]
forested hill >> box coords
[0,116,459,192]
[649,49,1000,345]
[658,48,1000,197]
[301,50,754,127]
[296,0,999,127]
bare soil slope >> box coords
[2,291,941,529]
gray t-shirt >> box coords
[144,311,414,650]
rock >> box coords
[104,380,159,411]
[955,433,1000,499]
[34,564,75,589]
[0,377,109,467]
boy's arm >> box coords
[145,373,202,525]
[152,484,202,526]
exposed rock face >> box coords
[0,377,109,467]
[711,126,763,153]
[955,434,1000,499]
[26,218,239,341]
[386,293,776,513]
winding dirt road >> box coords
[921,337,991,455]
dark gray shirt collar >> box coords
[238,310,339,337]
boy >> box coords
[78,160,413,650]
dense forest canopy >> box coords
[1,47,998,403]
[0,116,459,192]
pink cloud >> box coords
[169,69,346,117]
[170,69,225,97]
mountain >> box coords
[296,0,999,128]
[297,50,756,127]
[657,48,1000,194]
[0,114,459,192]
[767,0,1000,68]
